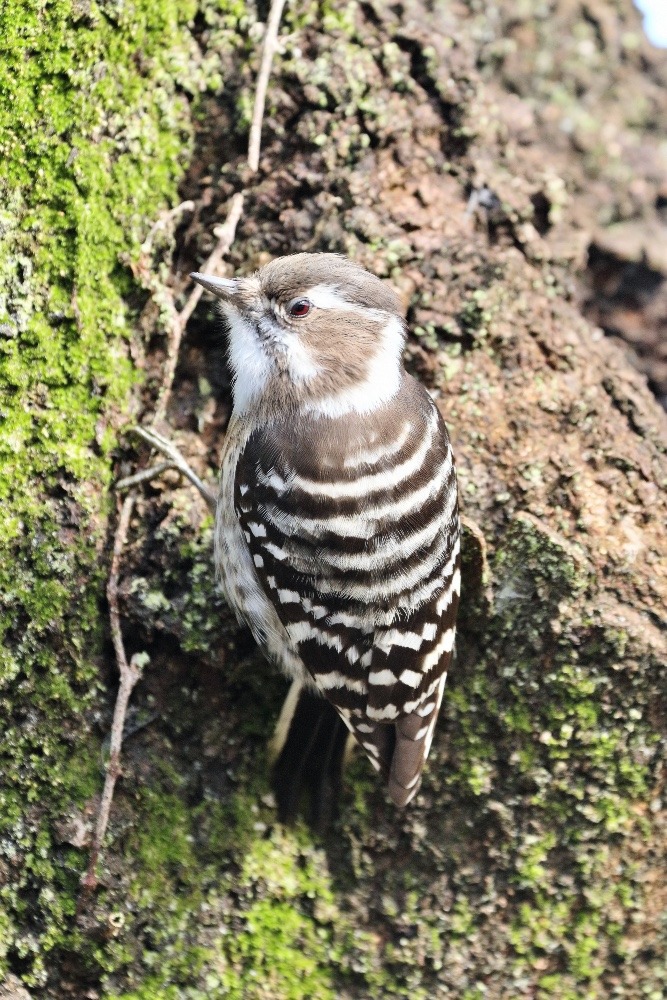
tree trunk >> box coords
[1,1,666,997]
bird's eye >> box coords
[288,298,312,318]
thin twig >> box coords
[153,0,285,423]
[151,195,246,426]
[178,192,245,333]
[132,426,217,510]
[247,0,287,172]
[142,200,195,255]
[81,494,144,893]
[115,461,175,492]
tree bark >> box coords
[1,1,666,997]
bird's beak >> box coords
[190,272,239,299]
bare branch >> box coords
[132,426,217,510]
[152,193,247,426]
[247,0,288,173]
[177,192,245,333]
[115,461,175,492]
[141,200,195,256]
[151,0,286,423]
[81,494,144,894]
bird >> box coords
[191,253,460,828]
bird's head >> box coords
[191,252,406,420]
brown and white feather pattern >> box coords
[219,373,460,806]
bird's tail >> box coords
[270,680,352,833]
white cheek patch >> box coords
[306,314,405,419]
[281,332,319,382]
[257,315,320,383]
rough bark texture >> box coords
[1,1,666,998]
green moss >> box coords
[0,0,242,987]
[430,510,662,992]
[0,906,15,975]
[102,780,370,1000]
[218,839,337,999]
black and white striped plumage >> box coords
[192,254,460,814]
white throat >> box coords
[224,305,274,415]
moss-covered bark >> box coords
[2,1,666,998]
[0,0,242,987]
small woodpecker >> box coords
[192,253,460,827]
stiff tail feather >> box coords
[270,680,352,833]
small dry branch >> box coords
[115,460,175,492]
[151,193,244,426]
[132,426,217,511]
[247,0,287,172]
[152,0,285,423]
[141,200,195,257]
[81,494,144,893]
